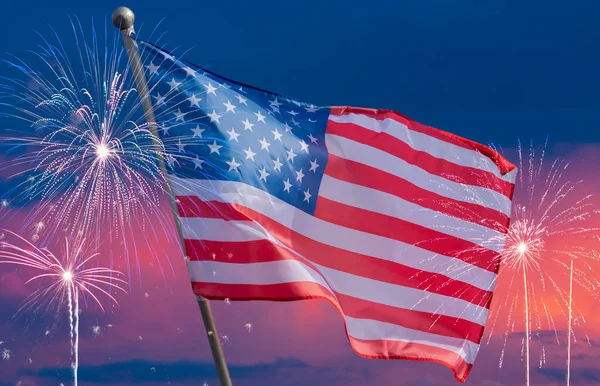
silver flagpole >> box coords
[111,7,233,386]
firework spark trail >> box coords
[74,286,80,386]
[67,285,74,366]
[0,229,127,385]
[567,258,573,386]
[523,263,530,386]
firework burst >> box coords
[483,139,600,386]
[0,34,169,238]
[0,20,195,283]
[0,229,127,386]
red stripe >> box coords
[314,197,500,273]
[330,106,516,176]
[324,154,511,233]
[192,279,484,346]
[326,120,514,198]
[179,197,494,308]
[348,337,472,383]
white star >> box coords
[236,95,248,105]
[258,167,270,182]
[283,123,292,132]
[223,100,236,113]
[298,140,309,153]
[241,118,254,131]
[193,157,204,169]
[309,159,320,173]
[303,189,312,203]
[191,125,205,138]
[305,106,318,113]
[204,82,217,95]
[272,157,283,172]
[254,111,266,123]
[258,137,271,151]
[269,98,283,107]
[295,168,305,182]
[226,128,240,142]
[243,147,256,161]
[161,126,170,136]
[286,148,297,162]
[283,179,292,193]
[270,105,280,114]
[176,139,186,152]
[153,93,166,106]
[183,66,197,77]
[291,118,300,127]
[288,110,299,116]
[146,62,159,75]
[226,158,241,172]
[271,128,283,142]
[308,133,318,144]
[167,78,181,91]
[207,110,222,123]
[174,109,186,122]
[208,140,222,154]
[187,94,202,108]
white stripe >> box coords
[173,177,498,292]
[188,259,331,289]
[325,134,512,217]
[345,317,477,364]
[182,218,490,326]
[182,218,267,242]
[320,175,505,252]
[329,112,516,184]
[188,259,479,363]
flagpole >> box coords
[112,7,233,386]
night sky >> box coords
[1,0,600,385]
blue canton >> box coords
[138,40,330,215]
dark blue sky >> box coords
[1,0,598,147]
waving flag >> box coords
[137,39,517,383]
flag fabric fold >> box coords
[137,39,517,383]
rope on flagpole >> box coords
[111,7,233,385]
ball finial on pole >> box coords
[112,7,135,30]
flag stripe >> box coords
[188,260,481,363]
[183,225,494,310]
[324,154,510,232]
[329,107,516,178]
[314,197,500,272]
[182,217,489,326]
[348,337,472,382]
[192,280,473,380]
[186,239,486,343]
[325,134,512,217]
[172,177,499,291]
[175,179,501,273]
[319,175,505,252]
[326,118,514,198]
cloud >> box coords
[18,357,370,385]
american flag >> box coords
[138,39,517,383]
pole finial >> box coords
[112,7,135,30]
